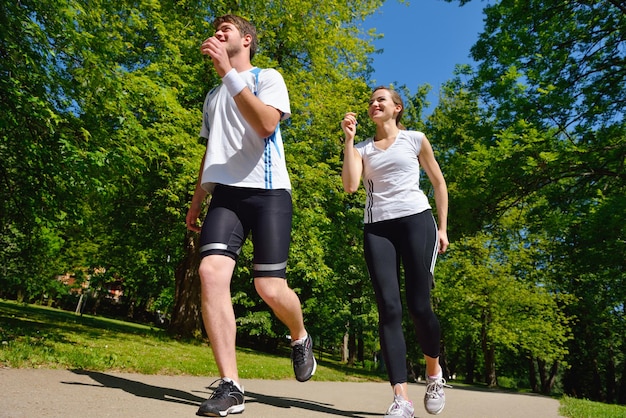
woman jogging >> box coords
[341,86,449,417]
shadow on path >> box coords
[243,389,383,417]
[63,370,383,417]
[64,370,204,407]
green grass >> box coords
[0,299,382,381]
[560,396,626,418]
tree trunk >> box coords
[537,358,559,395]
[357,331,364,365]
[544,361,559,395]
[348,330,356,366]
[607,346,616,403]
[538,358,547,390]
[169,231,203,338]
[618,357,626,405]
[529,357,539,393]
[481,311,497,387]
[341,331,349,363]
[464,336,476,384]
[592,359,604,401]
[483,344,497,387]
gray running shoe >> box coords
[291,334,317,382]
[424,375,449,415]
[384,394,414,418]
[197,378,245,416]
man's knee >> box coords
[254,277,287,304]
[199,255,235,287]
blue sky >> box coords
[364,0,487,113]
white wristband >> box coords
[222,69,247,96]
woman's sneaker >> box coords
[291,334,317,382]
[424,375,449,415]
[197,378,245,416]
[384,394,414,418]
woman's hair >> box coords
[372,86,405,129]
[213,14,258,60]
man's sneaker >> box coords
[424,375,449,415]
[197,378,245,416]
[291,334,317,382]
[384,394,414,418]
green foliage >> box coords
[441,0,625,401]
[434,230,572,386]
[472,0,625,131]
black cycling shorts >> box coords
[199,184,292,278]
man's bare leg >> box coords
[199,255,239,382]
[254,277,307,340]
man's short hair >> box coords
[213,14,258,60]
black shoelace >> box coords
[208,379,235,399]
[292,343,307,365]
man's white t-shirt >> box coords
[355,130,432,224]
[199,67,291,192]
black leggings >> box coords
[363,210,441,386]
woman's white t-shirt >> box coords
[199,67,291,192]
[355,130,432,224]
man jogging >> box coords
[186,14,316,417]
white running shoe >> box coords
[424,375,449,415]
[384,394,414,418]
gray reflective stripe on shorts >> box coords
[254,261,287,271]
[199,243,242,255]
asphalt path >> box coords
[0,368,563,417]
